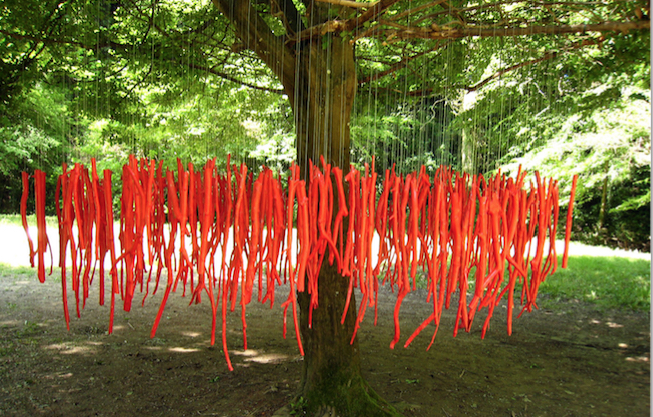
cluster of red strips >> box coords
[21,155,578,371]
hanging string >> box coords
[398,56,409,174]
[496,34,504,170]
[151,4,158,162]
[292,7,303,169]
[439,41,448,168]
[279,1,288,170]
[323,9,332,163]
[385,68,392,168]
[506,33,519,167]
[443,11,453,169]
[418,50,427,172]
[468,35,478,175]
[17,1,589,376]
[302,2,313,171]
[485,33,495,173]
[95,0,100,168]
[364,36,373,168]
[341,15,351,170]
[372,50,382,174]
[131,29,136,158]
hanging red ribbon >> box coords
[20,156,577,369]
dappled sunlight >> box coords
[45,343,97,355]
[244,353,291,364]
[234,362,251,368]
[143,346,163,351]
[180,331,202,338]
[232,349,258,357]
[231,348,293,364]
[167,346,200,353]
[625,356,649,363]
[41,372,74,381]
[587,319,625,329]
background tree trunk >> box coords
[461,127,478,174]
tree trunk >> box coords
[293,262,398,416]
[599,161,609,230]
[292,33,354,170]
[461,127,478,174]
[290,33,400,417]
[213,2,401,414]
[460,90,479,175]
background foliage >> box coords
[0,0,649,250]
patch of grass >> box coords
[0,263,62,282]
[540,255,651,311]
[18,321,43,337]
[400,251,649,312]
[0,214,57,227]
[0,263,38,280]
[289,396,308,415]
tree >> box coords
[2,0,650,415]
[207,1,648,414]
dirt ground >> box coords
[0,263,649,417]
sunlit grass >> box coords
[0,214,57,227]
[540,255,651,311]
[0,262,39,279]
[0,263,61,282]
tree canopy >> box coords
[8,0,647,248]
[0,0,648,257]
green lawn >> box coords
[540,255,650,311]
[0,213,57,227]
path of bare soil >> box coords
[0,262,649,417]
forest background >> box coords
[0,0,650,251]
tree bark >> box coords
[461,127,478,175]
[293,33,399,416]
[293,31,355,172]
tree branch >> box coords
[125,0,229,52]
[344,0,402,31]
[358,41,449,85]
[466,37,603,92]
[389,0,447,22]
[212,0,297,94]
[290,0,401,42]
[272,0,306,36]
[359,85,437,96]
[365,36,610,97]
[186,61,284,94]
[0,29,130,53]
[418,0,629,22]
[382,20,650,40]
[118,61,154,106]
[314,0,373,8]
